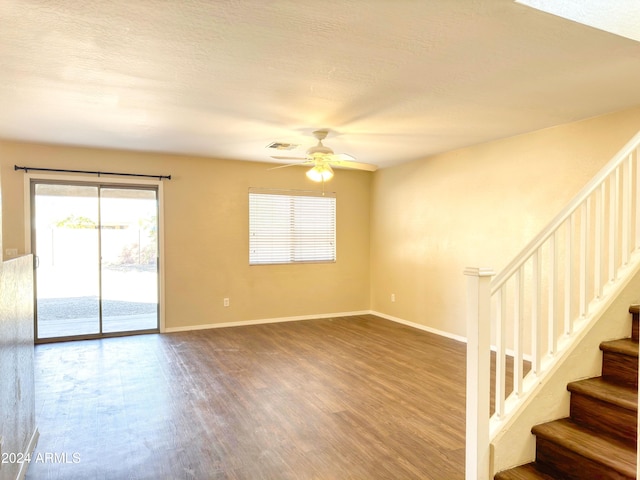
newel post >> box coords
[464,267,495,480]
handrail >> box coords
[492,130,640,292]
[465,130,640,480]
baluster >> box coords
[580,202,588,317]
[623,155,632,265]
[564,217,573,335]
[495,286,507,419]
[610,170,619,281]
[595,184,604,299]
[532,251,541,375]
[514,268,524,396]
[549,233,558,355]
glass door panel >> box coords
[33,181,160,341]
[34,183,100,339]
[100,187,159,333]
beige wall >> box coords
[370,106,640,337]
[2,106,640,477]
[0,142,372,330]
[3,107,640,336]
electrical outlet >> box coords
[5,248,17,257]
[223,298,230,307]
[391,293,396,303]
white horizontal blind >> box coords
[249,189,336,265]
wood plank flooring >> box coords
[27,315,471,479]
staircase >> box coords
[495,305,639,479]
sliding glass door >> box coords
[100,188,158,334]
[32,181,159,341]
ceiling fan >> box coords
[270,129,377,182]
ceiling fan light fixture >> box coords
[306,164,334,182]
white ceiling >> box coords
[1,0,640,169]
[517,0,640,42]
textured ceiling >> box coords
[517,0,640,42]
[1,0,640,169]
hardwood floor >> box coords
[27,315,469,479]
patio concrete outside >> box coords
[37,265,158,338]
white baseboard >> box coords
[16,427,39,480]
[164,310,371,333]
[369,311,534,361]
[163,310,468,346]
[370,310,467,343]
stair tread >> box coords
[600,338,638,357]
[567,376,638,411]
[532,418,636,477]
[494,463,556,480]
[494,464,553,479]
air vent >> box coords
[266,142,299,151]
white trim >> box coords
[156,181,166,333]
[164,310,371,333]
[164,310,472,345]
[16,427,39,480]
[23,173,166,334]
[369,311,468,343]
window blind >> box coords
[249,189,336,265]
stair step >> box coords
[601,338,639,356]
[532,418,636,479]
[600,338,639,387]
[630,304,639,341]
[494,463,556,479]
[567,377,637,446]
[568,377,637,411]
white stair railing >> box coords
[465,131,640,480]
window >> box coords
[249,188,336,265]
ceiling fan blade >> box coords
[332,153,356,161]
[270,155,308,161]
[329,160,378,171]
[267,162,310,171]
[268,164,295,171]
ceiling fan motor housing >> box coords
[307,144,334,157]
[307,130,334,157]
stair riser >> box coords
[494,463,555,479]
[601,351,638,388]
[536,437,634,480]
[570,394,637,447]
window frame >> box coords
[248,188,336,266]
